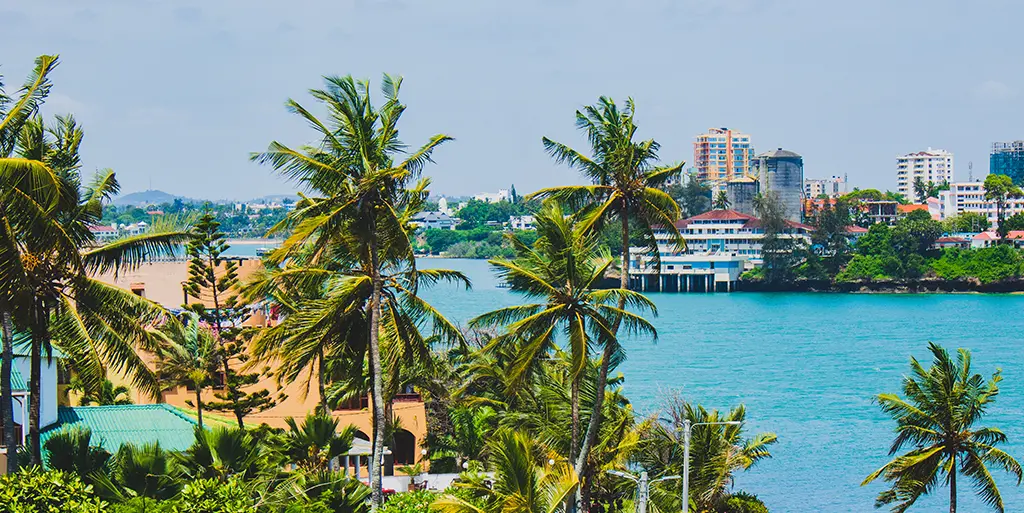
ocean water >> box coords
[416,258,1024,512]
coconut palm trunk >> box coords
[28,309,46,465]
[368,232,387,510]
[575,208,631,511]
[1,308,15,473]
[317,350,328,414]
[195,384,204,430]
[949,458,956,513]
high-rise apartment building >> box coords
[932,181,1024,228]
[896,148,954,199]
[991,141,1024,185]
[804,176,845,198]
[694,128,755,186]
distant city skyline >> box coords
[5,0,1023,200]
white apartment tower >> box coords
[896,148,954,199]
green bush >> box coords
[380,490,438,513]
[0,468,106,512]
[716,491,769,513]
[930,246,1024,283]
[173,478,255,513]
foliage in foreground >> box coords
[0,468,106,512]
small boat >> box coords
[255,247,270,257]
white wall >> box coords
[12,355,59,431]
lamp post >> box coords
[679,419,742,513]
[606,470,681,513]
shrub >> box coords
[0,468,106,512]
[173,478,255,513]
[380,490,438,513]
[716,491,769,513]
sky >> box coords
[3,0,1023,201]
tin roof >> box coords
[40,404,200,453]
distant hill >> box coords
[113,190,185,207]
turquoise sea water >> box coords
[416,258,1024,512]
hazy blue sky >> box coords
[4,0,1022,200]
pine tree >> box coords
[183,211,274,428]
[510,184,518,204]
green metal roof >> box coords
[40,404,200,454]
[10,365,26,392]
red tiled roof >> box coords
[844,225,868,233]
[898,204,929,213]
[89,225,117,233]
[935,237,968,243]
[973,232,999,241]
[686,209,757,221]
[1005,231,1024,240]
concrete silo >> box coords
[726,176,758,216]
[756,148,805,222]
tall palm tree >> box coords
[0,54,63,471]
[153,312,222,429]
[529,97,683,499]
[713,190,731,210]
[470,201,656,505]
[251,73,454,509]
[433,430,579,513]
[863,342,1022,513]
[13,112,189,463]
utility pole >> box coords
[680,419,742,512]
[607,470,680,513]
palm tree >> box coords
[284,412,356,472]
[470,201,656,506]
[42,426,111,481]
[713,190,731,210]
[913,177,928,203]
[631,395,776,512]
[529,97,682,499]
[153,312,222,430]
[12,111,189,463]
[251,73,454,510]
[0,54,64,471]
[863,342,1023,513]
[433,430,578,513]
[69,378,132,406]
[107,442,179,501]
[174,426,272,482]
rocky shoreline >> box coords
[739,278,1024,293]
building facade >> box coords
[896,148,954,199]
[473,189,511,203]
[755,149,805,222]
[508,215,535,230]
[991,141,1024,185]
[693,128,755,187]
[630,209,813,292]
[410,211,458,230]
[931,181,1024,228]
[804,176,845,198]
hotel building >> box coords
[630,209,813,292]
[804,176,845,198]
[694,128,755,188]
[896,148,954,199]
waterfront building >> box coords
[508,215,535,230]
[862,201,899,225]
[755,148,805,222]
[89,224,120,243]
[991,141,1024,185]
[693,128,755,187]
[410,211,458,230]
[972,231,999,249]
[804,176,845,198]
[895,148,954,199]
[932,181,1024,228]
[630,209,813,292]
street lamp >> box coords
[678,420,741,513]
[606,470,681,513]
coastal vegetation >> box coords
[4,52,1024,513]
